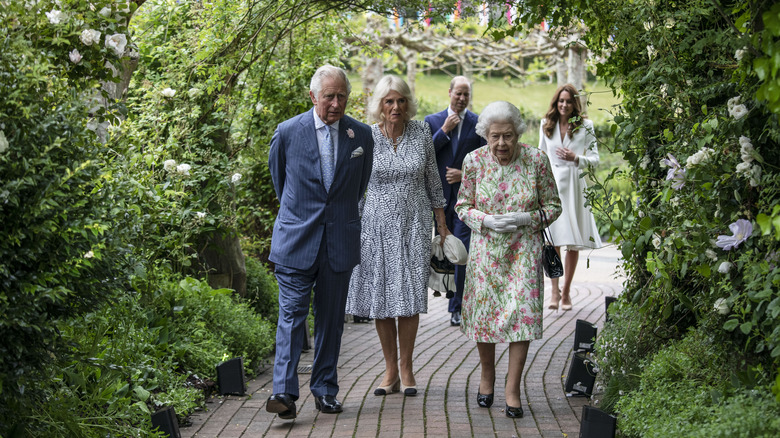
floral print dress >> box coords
[455,144,561,343]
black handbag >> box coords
[539,210,564,279]
[429,255,455,298]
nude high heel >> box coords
[561,289,572,311]
[374,377,400,396]
[549,288,561,310]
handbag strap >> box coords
[539,209,557,247]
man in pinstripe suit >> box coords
[265,65,373,420]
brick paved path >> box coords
[183,246,623,437]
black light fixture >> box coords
[216,357,246,396]
[604,296,618,322]
[579,405,616,438]
[151,406,181,438]
[565,352,596,397]
[573,319,598,353]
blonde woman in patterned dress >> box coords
[455,101,561,418]
[347,75,451,397]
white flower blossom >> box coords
[84,250,94,259]
[713,298,730,315]
[161,88,176,98]
[640,155,650,170]
[647,45,657,59]
[45,9,66,24]
[255,102,264,112]
[727,96,748,120]
[69,49,82,64]
[188,87,202,99]
[735,48,746,61]
[196,211,207,219]
[739,136,754,163]
[163,159,177,172]
[705,249,718,261]
[686,147,714,166]
[718,261,733,274]
[176,163,191,175]
[105,33,127,57]
[0,131,8,153]
[749,164,762,187]
[231,173,242,184]
[665,18,676,28]
[660,84,668,99]
[80,29,101,46]
[652,234,662,249]
[643,21,654,31]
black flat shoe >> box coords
[266,393,297,420]
[476,392,494,408]
[505,404,523,418]
[314,395,343,414]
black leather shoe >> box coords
[505,404,523,418]
[476,392,494,408]
[266,393,296,420]
[314,395,343,414]
[450,311,461,326]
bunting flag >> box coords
[454,0,461,21]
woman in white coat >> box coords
[538,84,602,310]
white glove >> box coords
[500,211,532,227]
[483,215,517,233]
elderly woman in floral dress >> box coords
[455,101,561,418]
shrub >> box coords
[245,256,279,323]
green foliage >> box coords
[0,0,132,424]
[245,256,279,323]
[614,325,780,437]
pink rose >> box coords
[347,128,355,138]
[499,182,508,191]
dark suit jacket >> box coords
[424,109,486,223]
[268,109,374,272]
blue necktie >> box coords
[321,126,335,191]
[451,124,460,158]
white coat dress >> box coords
[538,119,603,250]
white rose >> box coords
[730,104,748,120]
[718,261,733,274]
[69,49,82,64]
[176,163,191,175]
[231,173,242,184]
[727,96,741,111]
[105,33,127,57]
[84,250,94,259]
[163,159,177,172]
[713,298,730,315]
[0,131,8,153]
[45,9,66,24]
[161,88,176,98]
[735,48,746,61]
[80,29,101,46]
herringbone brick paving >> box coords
[183,246,623,437]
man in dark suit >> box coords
[265,65,373,420]
[424,76,486,327]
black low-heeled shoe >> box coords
[476,392,494,408]
[505,404,523,418]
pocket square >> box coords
[350,147,363,158]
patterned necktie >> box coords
[321,126,335,191]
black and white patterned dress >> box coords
[347,120,446,319]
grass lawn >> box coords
[349,73,621,126]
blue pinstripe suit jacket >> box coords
[268,109,374,272]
